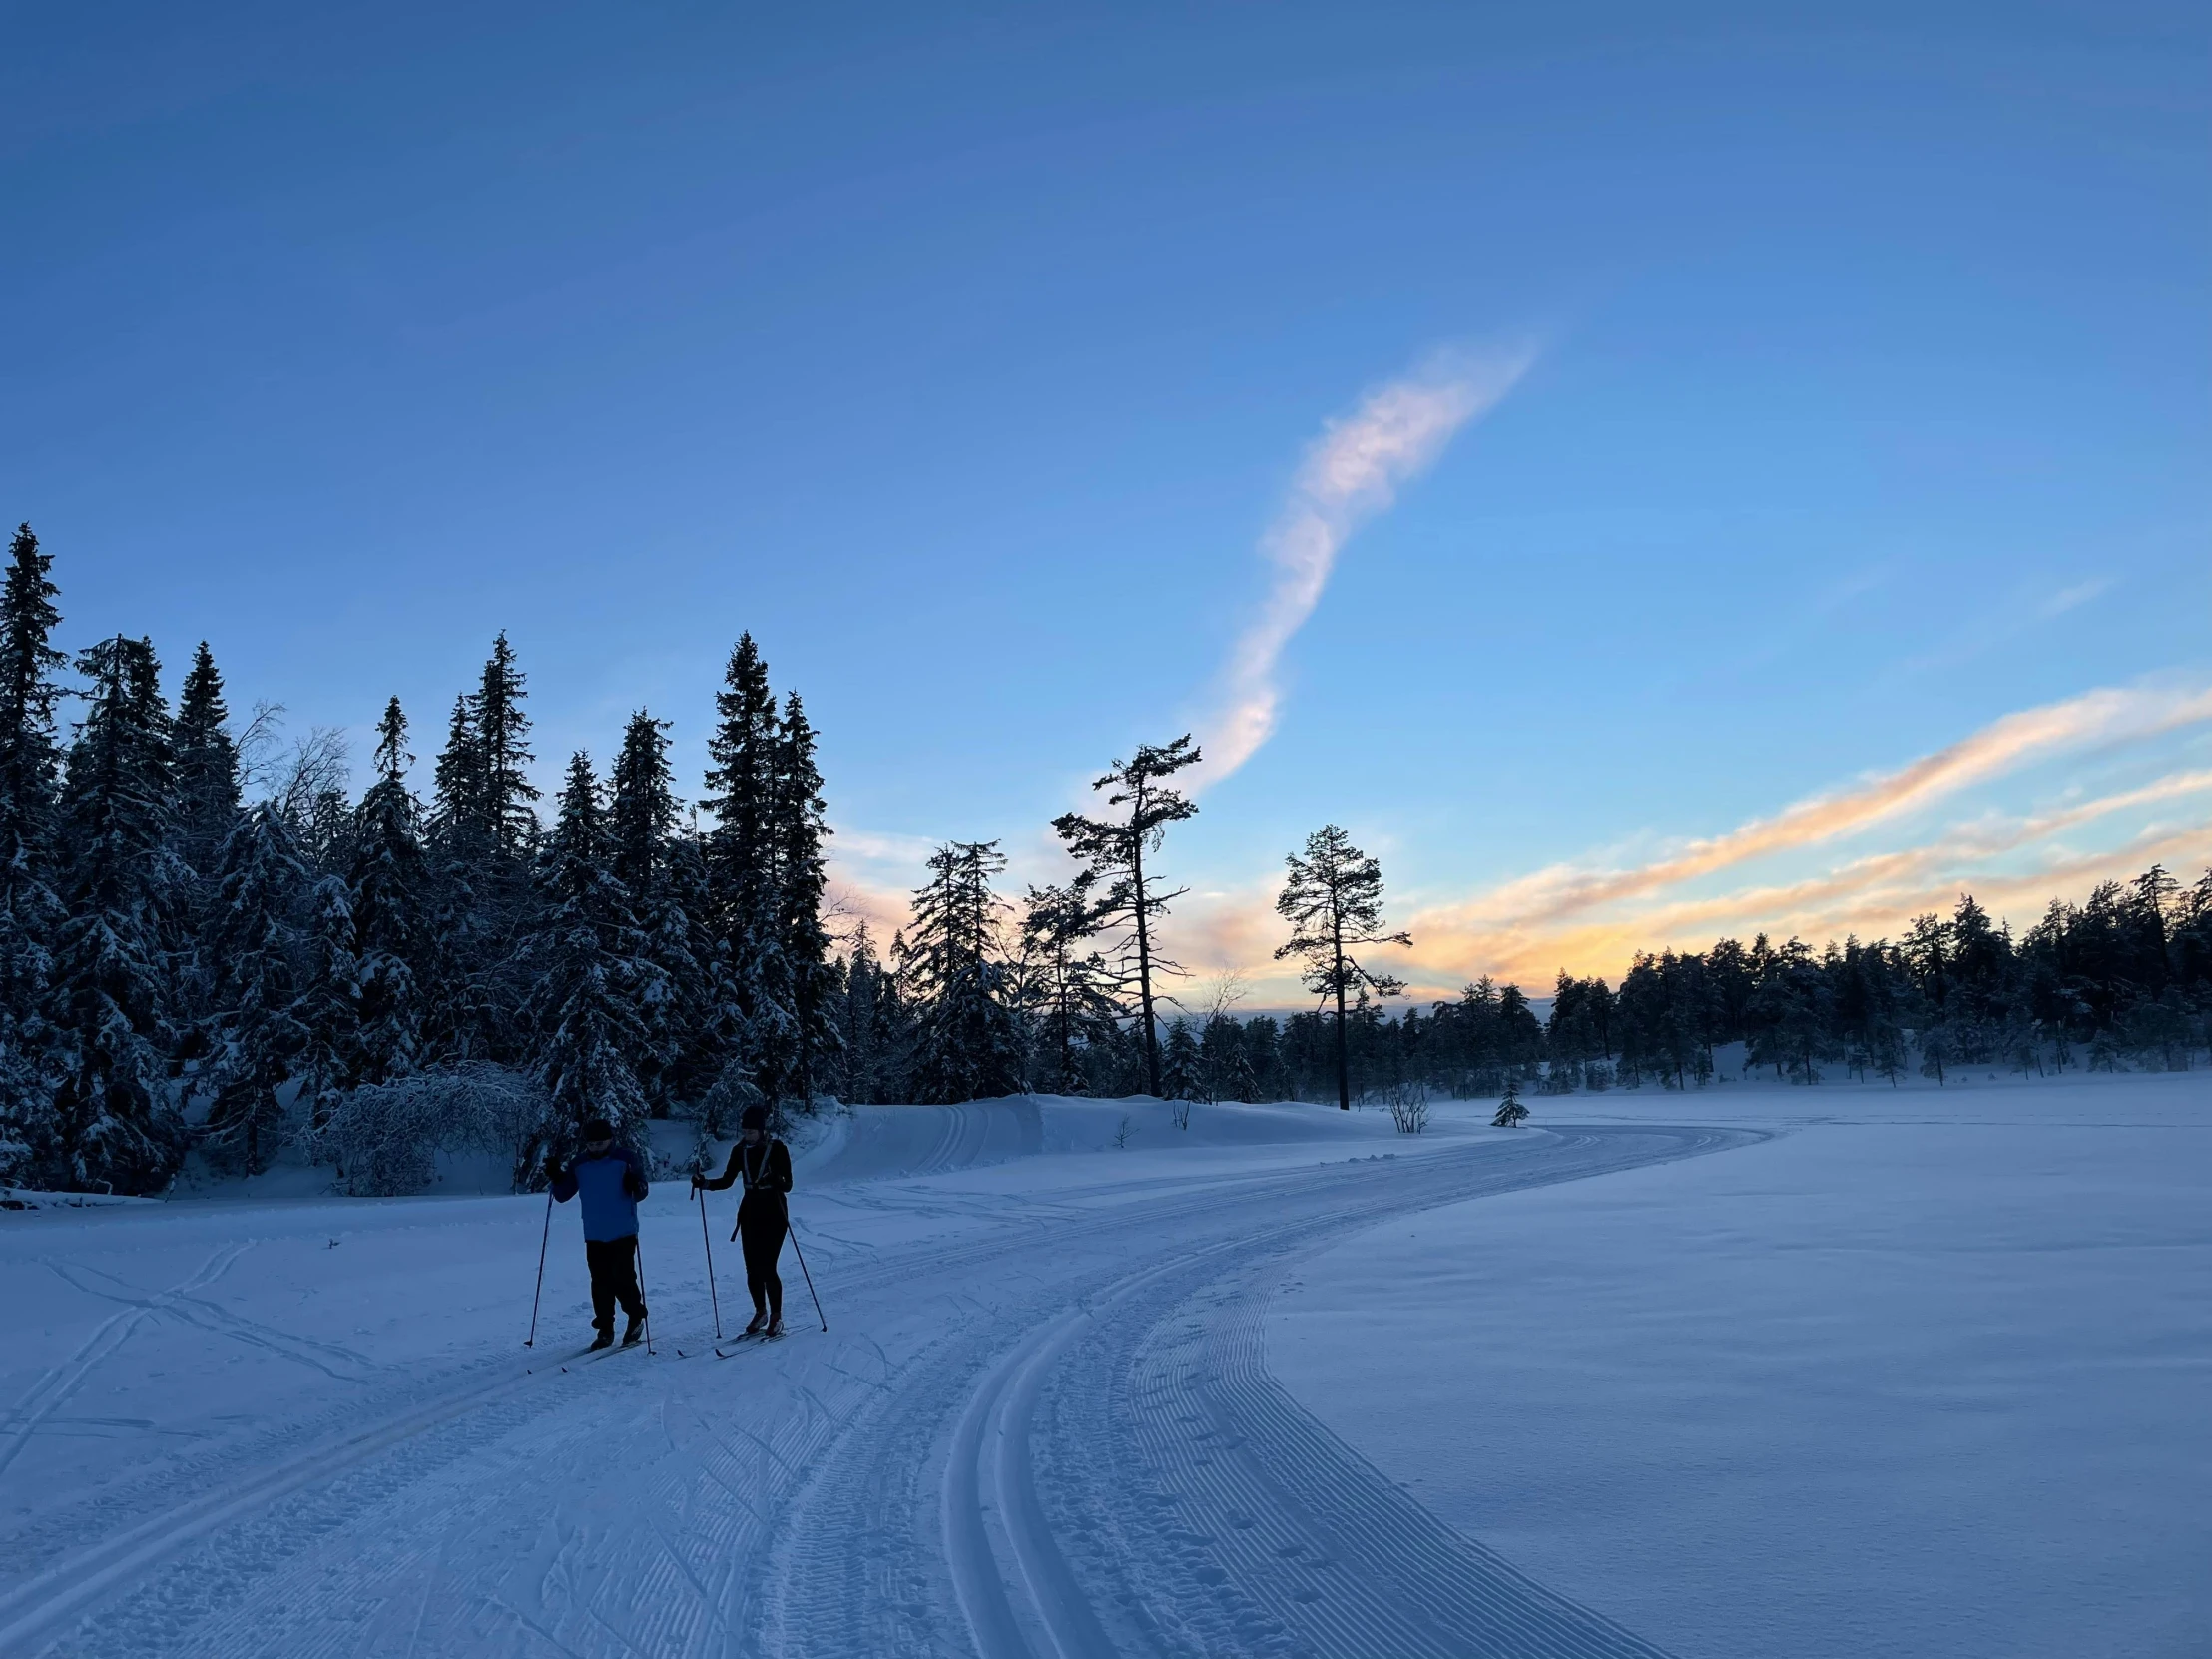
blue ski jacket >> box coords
[552,1146,649,1242]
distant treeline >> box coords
[828,868,2212,1105]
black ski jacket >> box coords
[702,1138,792,1226]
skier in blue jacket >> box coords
[547,1117,650,1350]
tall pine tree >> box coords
[522,752,659,1156]
[52,637,189,1193]
[773,692,839,1109]
[1019,875,1118,1095]
[293,872,360,1139]
[172,642,243,877]
[609,710,705,1113]
[701,635,790,1101]
[904,841,1023,1104]
[832,921,907,1104]
[476,632,540,860]
[1274,825,1410,1110]
[1050,735,1202,1096]
[0,525,67,1181]
[199,805,308,1174]
[347,699,428,1085]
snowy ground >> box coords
[2,1073,2203,1656]
[1273,1068,2212,1659]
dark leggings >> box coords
[741,1214,786,1321]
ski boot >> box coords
[587,1325,615,1352]
[622,1311,647,1347]
[744,1310,769,1336]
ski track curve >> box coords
[12,1118,1758,1657]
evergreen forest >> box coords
[2,524,2205,1197]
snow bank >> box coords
[1267,1071,2212,1659]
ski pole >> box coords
[694,1183,723,1339]
[787,1212,827,1332]
[634,1236,655,1356]
[524,1186,554,1348]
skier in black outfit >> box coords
[695,1103,793,1336]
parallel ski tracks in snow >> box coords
[761,1123,1751,1659]
[12,1121,1756,1657]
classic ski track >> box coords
[759,1123,1756,1658]
[10,1120,1757,1658]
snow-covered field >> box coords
[1274,1070,2212,1659]
[2,1073,2203,1656]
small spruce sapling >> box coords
[1492,1076,1529,1128]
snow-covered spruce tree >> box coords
[424,692,494,1060]
[608,709,707,1114]
[172,642,243,880]
[470,633,542,1053]
[51,636,190,1193]
[1051,735,1201,1097]
[0,524,69,1182]
[347,699,428,1086]
[832,921,908,1104]
[665,831,739,1110]
[432,632,542,863]
[701,634,791,1102]
[773,692,840,1110]
[1159,1016,1203,1108]
[1902,912,1951,1084]
[904,841,1023,1104]
[198,804,308,1174]
[1492,1076,1529,1127]
[1274,825,1411,1111]
[520,753,660,1168]
[1018,875,1119,1095]
[170,642,247,1072]
[293,872,360,1139]
[423,637,538,1064]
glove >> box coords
[543,1159,563,1186]
[690,1172,705,1189]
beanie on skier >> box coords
[740,1104,769,1133]
[580,1117,615,1145]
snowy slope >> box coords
[2,1094,1738,1658]
[1270,1071,2212,1659]
[11,1079,2197,1657]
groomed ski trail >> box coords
[757,1121,1748,1659]
[10,1115,1755,1658]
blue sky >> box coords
[7,2,2207,998]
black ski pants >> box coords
[740,1213,786,1323]
[585,1235,647,1330]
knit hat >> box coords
[740,1104,769,1133]
[579,1117,615,1144]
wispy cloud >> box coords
[1191,344,1535,789]
[2041,577,2113,618]
[1420,678,2212,940]
[1153,677,2212,1002]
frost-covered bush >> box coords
[311,1064,550,1197]
[1381,1083,1429,1134]
[699,1056,763,1140]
